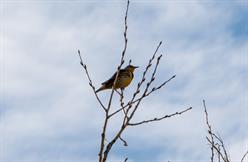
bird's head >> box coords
[125,65,139,73]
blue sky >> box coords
[0,0,247,161]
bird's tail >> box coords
[96,86,105,93]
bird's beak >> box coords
[134,66,139,69]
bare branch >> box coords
[146,75,176,96]
[115,89,122,96]
[105,0,129,112]
[98,114,109,162]
[112,41,164,122]
[206,137,227,162]
[100,1,130,161]
[108,74,176,119]
[119,136,128,146]
[123,157,128,162]
[218,144,221,162]
[78,0,192,161]
[128,107,192,126]
[130,41,163,101]
[102,124,128,162]
[120,89,125,109]
[127,55,173,120]
[149,54,163,85]
[241,150,248,162]
[204,100,233,162]
[212,133,230,162]
[122,41,163,118]
[78,50,107,111]
[203,100,215,162]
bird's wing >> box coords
[101,69,125,85]
[101,72,116,85]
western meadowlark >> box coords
[96,65,138,93]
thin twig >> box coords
[115,90,122,96]
[241,150,248,162]
[120,89,125,108]
[128,107,192,126]
[121,41,163,118]
[203,100,215,162]
[83,0,193,161]
[127,54,171,121]
[100,1,130,161]
[129,41,163,103]
[204,100,234,162]
[98,112,109,162]
[121,41,163,123]
[78,50,107,111]
[119,136,128,146]
[206,137,227,162]
[146,75,176,96]
[212,133,230,162]
[217,144,221,162]
[108,74,176,118]
[102,124,128,162]
[119,89,128,116]
[124,157,128,162]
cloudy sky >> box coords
[1,0,247,161]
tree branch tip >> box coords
[129,59,132,65]
[77,49,80,54]
[241,150,248,162]
[157,56,162,61]
[159,41,162,45]
[124,157,128,162]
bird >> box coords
[96,65,139,93]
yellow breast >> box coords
[114,71,133,89]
